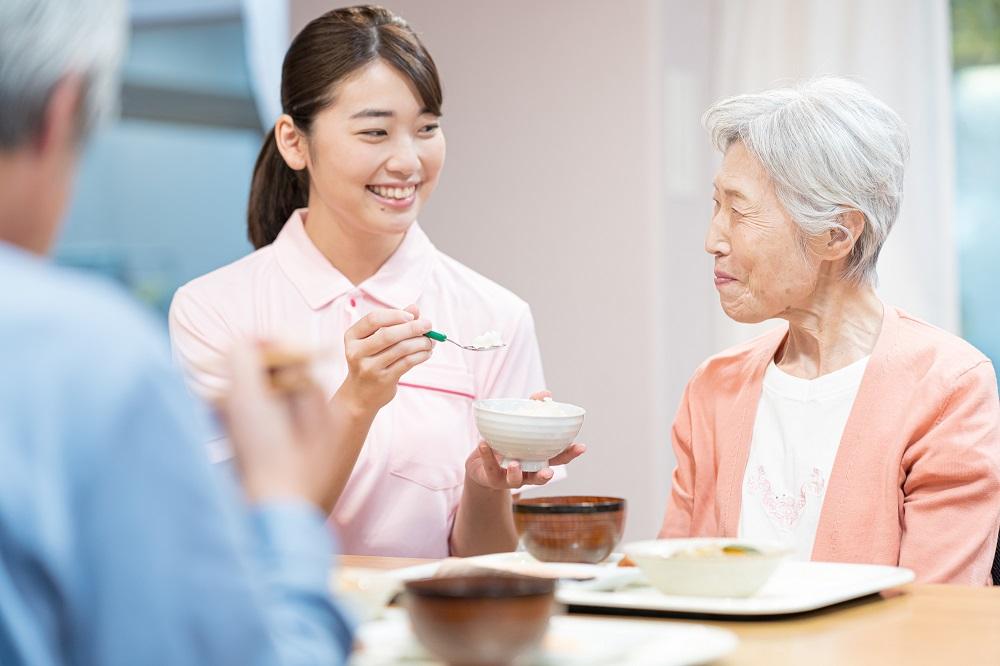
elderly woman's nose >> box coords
[705,213,730,255]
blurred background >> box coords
[61,0,1000,542]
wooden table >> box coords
[341,555,1000,665]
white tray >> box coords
[557,561,915,616]
[350,607,738,666]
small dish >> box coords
[623,538,791,597]
[332,567,400,623]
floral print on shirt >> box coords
[746,466,825,531]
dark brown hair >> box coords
[247,5,443,248]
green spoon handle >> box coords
[425,330,447,342]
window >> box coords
[952,0,1000,380]
[58,6,262,316]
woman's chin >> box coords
[363,211,418,236]
[719,300,769,325]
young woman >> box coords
[169,5,583,558]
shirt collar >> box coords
[273,208,436,310]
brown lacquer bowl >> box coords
[403,574,555,666]
[513,496,626,564]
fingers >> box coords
[546,442,586,466]
[505,460,524,487]
[222,340,295,468]
[345,308,416,342]
[352,317,433,358]
[529,389,552,401]
[403,304,420,319]
[383,347,433,377]
[474,442,516,489]
[371,334,434,370]
[284,380,329,444]
[224,341,272,413]
[520,443,585,486]
[521,467,554,485]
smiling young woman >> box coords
[168,5,583,559]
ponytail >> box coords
[247,132,307,249]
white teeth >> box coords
[369,185,416,200]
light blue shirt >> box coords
[0,243,352,665]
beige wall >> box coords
[289,0,719,542]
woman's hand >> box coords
[465,391,586,490]
[220,341,342,512]
[337,305,434,412]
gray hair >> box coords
[703,77,909,286]
[0,0,127,149]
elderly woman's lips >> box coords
[714,272,738,286]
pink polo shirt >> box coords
[169,209,548,557]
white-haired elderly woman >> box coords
[659,77,1000,585]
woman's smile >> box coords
[366,182,420,209]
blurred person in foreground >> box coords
[0,1,426,662]
[659,77,1000,584]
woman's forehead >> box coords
[332,61,429,118]
[715,144,771,199]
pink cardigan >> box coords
[660,306,1000,584]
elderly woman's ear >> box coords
[818,210,866,262]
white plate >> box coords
[349,607,738,666]
[557,561,914,616]
[386,551,644,592]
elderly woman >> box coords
[660,77,1000,585]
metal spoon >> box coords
[424,330,507,351]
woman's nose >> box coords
[705,211,730,256]
[385,139,420,177]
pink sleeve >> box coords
[660,381,696,537]
[167,285,235,401]
[900,360,1000,584]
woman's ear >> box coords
[824,210,865,261]
[273,114,307,171]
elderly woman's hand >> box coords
[464,390,587,490]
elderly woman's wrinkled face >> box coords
[706,142,822,324]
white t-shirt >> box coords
[738,355,869,560]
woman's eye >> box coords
[420,123,440,133]
[360,129,388,138]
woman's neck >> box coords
[775,274,884,379]
[302,204,406,286]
